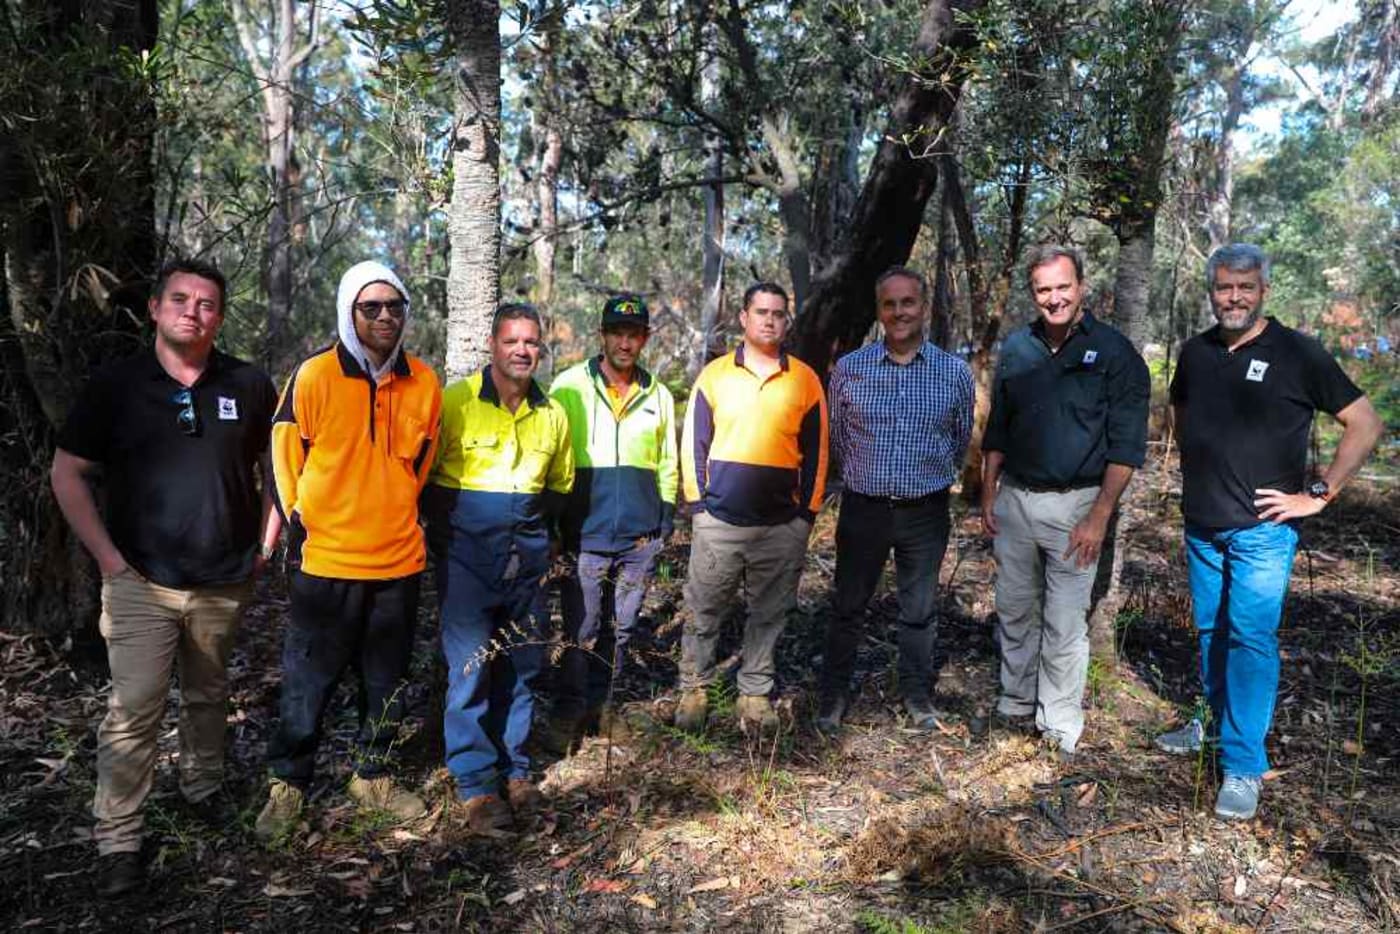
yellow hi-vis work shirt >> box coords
[429,368,574,496]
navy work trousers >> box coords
[266,571,420,788]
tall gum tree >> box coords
[445,0,502,382]
[231,0,320,371]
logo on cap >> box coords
[602,295,650,327]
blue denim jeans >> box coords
[1184,521,1299,778]
[428,502,549,802]
[556,538,663,716]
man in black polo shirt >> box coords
[980,244,1150,757]
[1158,243,1381,820]
[51,259,280,896]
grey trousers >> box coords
[680,512,811,696]
[993,483,1100,752]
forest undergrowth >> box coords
[1,455,1396,932]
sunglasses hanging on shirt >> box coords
[172,388,199,436]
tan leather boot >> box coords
[347,775,427,821]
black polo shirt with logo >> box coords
[57,348,278,587]
[1170,317,1362,530]
[984,312,1151,489]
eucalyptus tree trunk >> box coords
[719,6,814,314]
[231,0,318,372]
[1087,0,1186,665]
[531,3,564,309]
[444,0,502,383]
[794,0,983,375]
[931,179,957,350]
[690,14,725,379]
[957,157,1029,498]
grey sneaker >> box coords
[1214,774,1262,820]
[1155,718,1206,756]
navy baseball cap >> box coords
[602,295,649,328]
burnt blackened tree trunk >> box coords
[0,0,159,633]
[793,0,983,375]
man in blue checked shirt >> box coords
[817,266,974,734]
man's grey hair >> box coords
[1023,244,1084,287]
[874,265,928,302]
[1206,243,1271,288]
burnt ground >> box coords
[2,455,1397,932]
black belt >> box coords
[846,489,949,508]
[1005,477,1099,494]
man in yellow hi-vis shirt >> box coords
[424,304,573,835]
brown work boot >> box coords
[674,688,709,733]
[254,778,305,842]
[737,693,780,735]
[458,793,513,835]
[347,774,427,822]
[505,778,544,817]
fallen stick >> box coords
[1033,820,1152,859]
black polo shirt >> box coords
[984,312,1150,489]
[57,348,278,587]
[1170,317,1362,529]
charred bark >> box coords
[793,0,982,375]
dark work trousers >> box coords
[267,571,421,788]
[820,490,951,701]
[556,537,664,717]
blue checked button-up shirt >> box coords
[829,340,975,499]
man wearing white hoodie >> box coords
[256,261,443,840]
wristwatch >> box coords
[259,543,278,560]
[1307,480,1331,501]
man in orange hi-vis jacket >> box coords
[676,282,828,735]
[256,260,442,841]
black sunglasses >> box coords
[355,299,406,320]
[172,388,199,436]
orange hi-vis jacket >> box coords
[681,345,828,526]
[271,343,443,580]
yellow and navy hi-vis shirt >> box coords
[427,367,574,570]
[681,345,828,526]
[271,343,442,580]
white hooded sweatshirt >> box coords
[336,261,411,383]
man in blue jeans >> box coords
[1162,243,1381,820]
[425,304,574,834]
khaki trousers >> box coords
[680,512,810,697]
[93,568,251,855]
[992,483,1100,752]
